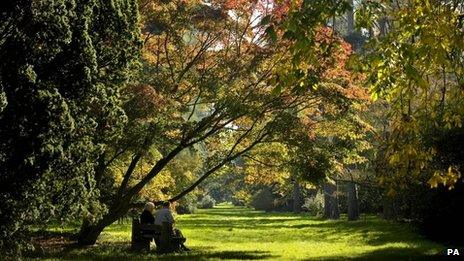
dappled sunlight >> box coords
[176,206,444,260]
[28,205,445,260]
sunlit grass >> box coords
[29,204,447,260]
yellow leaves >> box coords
[406,145,417,157]
[141,169,176,200]
[244,166,290,186]
[428,166,461,190]
[422,0,432,12]
[443,113,462,129]
[365,1,464,194]
[428,172,440,188]
[388,153,400,165]
[234,189,252,203]
[404,64,428,90]
[387,144,422,166]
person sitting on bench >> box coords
[141,202,155,224]
[154,201,189,251]
[140,202,156,238]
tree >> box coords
[346,181,359,220]
[76,0,367,245]
[357,0,464,240]
[323,181,340,219]
[362,0,464,189]
[0,0,140,254]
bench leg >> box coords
[142,239,150,251]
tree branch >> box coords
[168,130,268,202]
[117,153,143,198]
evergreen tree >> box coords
[0,0,141,255]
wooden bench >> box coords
[131,219,183,253]
[131,218,158,251]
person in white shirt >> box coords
[154,201,189,251]
[154,201,175,226]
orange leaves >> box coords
[221,0,255,10]
[313,27,368,102]
[272,0,292,21]
[315,27,351,79]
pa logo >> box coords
[447,249,460,256]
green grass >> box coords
[28,204,447,260]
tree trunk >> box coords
[293,179,302,213]
[347,181,359,221]
[331,183,340,219]
[347,0,354,34]
[323,182,339,219]
[78,220,108,245]
[78,199,131,245]
[323,183,332,218]
[382,197,396,220]
[379,17,388,37]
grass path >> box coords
[33,204,446,260]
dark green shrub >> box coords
[250,188,274,212]
[176,194,197,214]
[232,198,246,206]
[198,195,216,209]
[176,202,197,214]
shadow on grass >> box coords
[181,209,426,246]
[29,206,443,260]
[305,247,449,261]
[29,242,276,261]
[156,250,276,260]
[30,229,78,239]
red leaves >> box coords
[315,27,368,101]
[217,0,291,20]
[124,85,170,119]
[221,0,254,10]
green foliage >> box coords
[302,191,325,216]
[363,0,464,190]
[357,183,383,214]
[0,0,140,255]
[384,180,464,244]
[198,195,216,209]
[275,0,351,93]
[176,193,198,214]
[72,0,372,244]
[250,187,275,212]
[351,0,464,242]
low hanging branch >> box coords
[169,131,268,203]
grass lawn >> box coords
[29,204,447,260]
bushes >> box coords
[198,195,216,209]
[385,128,464,243]
[231,198,246,206]
[176,194,198,214]
[418,183,464,243]
[302,191,324,216]
[389,181,464,244]
[250,188,274,212]
[176,202,197,214]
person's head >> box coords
[144,202,155,213]
[162,201,171,209]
